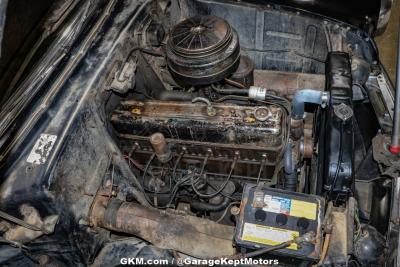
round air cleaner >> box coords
[166,15,240,86]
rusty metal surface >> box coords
[303,114,315,159]
[118,133,281,164]
[3,204,59,244]
[253,69,325,99]
[111,99,285,164]
[112,99,286,185]
[372,134,400,177]
[149,133,171,163]
[113,99,283,138]
[321,199,355,266]
[91,196,236,258]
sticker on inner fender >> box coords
[26,134,57,165]
[262,195,317,220]
[241,223,299,250]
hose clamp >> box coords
[248,86,267,101]
[321,92,330,108]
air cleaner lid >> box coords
[169,15,233,56]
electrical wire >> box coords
[172,151,184,182]
[135,151,197,208]
[216,201,241,223]
[354,203,362,241]
[141,153,155,186]
[349,259,362,267]
[136,171,193,209]
[354,176,387,183]
[328,122,344,198]
[115,46,164,81]
[243,240,293,258]
[191,154,209,185]
[124,154,144,171]
[138,153,176,195]
[211,84,249,95]
[140,48,164,57]
[0,210,49,234]
[353,82,369,99]
[224,78,246,89]
[161,172,195,208]
[123,47,164,63]
[242,47,326,63]
[256,157,266,185]
[191,156,238,198]
[323,24,333,52]
[125,151,199,209]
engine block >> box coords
[111,99,286,181]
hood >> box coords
[0,0,72,105]
[0,0,7,57]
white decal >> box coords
[26,134,57,165]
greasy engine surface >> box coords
[112,100,284,159]
[0,0,391,265]
[111,99,286,184]
[99,5,383,265]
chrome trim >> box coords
[377,73,395,119]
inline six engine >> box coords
[0,0,393,266]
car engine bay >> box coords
[0,0,398,266]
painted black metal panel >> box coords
[242,0,381,31]
[187,0,328,73]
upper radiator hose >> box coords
[291,89,329,120]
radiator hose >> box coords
[291,89,329,119]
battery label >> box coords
[241,223,299,250]
[290,200,317,220]
[263,195,291,215]
[263,195,317,220]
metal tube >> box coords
[292,89,329,120]
[91,196,235,258]
[0,210,47,233]
[149,133,171,163]
[390,21,400,154]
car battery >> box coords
[235,184,324,261]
